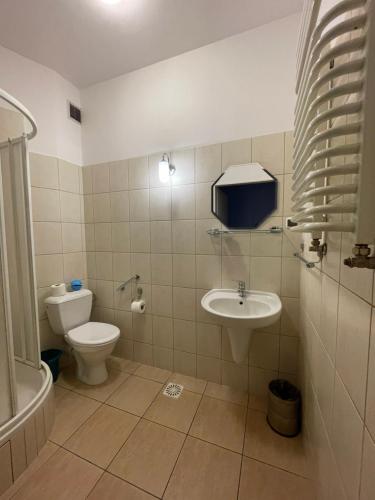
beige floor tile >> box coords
[11,448,102,500]
[248,393,268,412]
[244,409,308,477]
[88,473,155,499]
[189,396,246,453]
[134,364,171,383]
[108,420,184,497]
[1,442,59,500]
[106,376,162,416]
[167,372,207,394]
[205,382,248,406]
[164,436,241,500]
[57,364,129,402]
[144,389,201,433]
[108,356,141,374]
[50,387,101,445]
[239,457,314,500]
[64,405,139,468]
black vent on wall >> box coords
[69,103,82,124]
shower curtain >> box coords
[0,136,40,369]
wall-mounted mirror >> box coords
[211,163,278,229]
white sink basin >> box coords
[201,289,282,363]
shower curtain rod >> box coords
[0,88,37,140]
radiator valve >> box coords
[344,244,375,269]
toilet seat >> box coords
[67,322,120,348]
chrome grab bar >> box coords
[116,274,140,291]
[293,252,320,269]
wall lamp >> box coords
[158,153,175,183]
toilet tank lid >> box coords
[44,289,92,305]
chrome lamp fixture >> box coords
[158,153,175,183]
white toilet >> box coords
[45,289,120,385]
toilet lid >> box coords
[67,322,120,347]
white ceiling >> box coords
[0,0,302,88]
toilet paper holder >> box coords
[117,274,140,292]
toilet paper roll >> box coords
[131,299,146,314]
[50,283,66,297]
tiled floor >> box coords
[3,357,314,500]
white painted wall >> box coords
[81,13,300,165]
[0,45,82,165]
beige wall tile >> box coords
[172,184,195,219]
[173,350,197,377]
[92,163,109,193]
[60,192,81,222]
[93,193,111,222]
[336,286,371,417]
[62,223,82,253]
[112,222,130,252]
[30,153,59,189]
[63,252,86,282]
[222,138,252,169]
[134,341,154,365]
[196,254,222,289]
[252,132,284,175]
[109,160,129,191]
[250,256,282,294]
[128,156,149,189]
[197,355,221,383]
[151,285,172,317]
[112,252,131,281]
[173,287,196,320]
[249,332,279,370]
[195,143,222,182]
[95,223,112,251]
[130,222,150,252]
[197,322,221,358]
[33,222,62,255]
[173,254,196,288]
[172,220,196,254]
[35,254,64,287]
[171,148,195,185]
[331,374,364,500]
[82,166,93,194]
[58,160,80,193]
[151,221,171,253]
[153,346,173,370]
[153,316,173,348]
[151,254,172,285]
[173,319,196,353]
[110,191,129,221]
[150,187,171,220]
[196,182,214,219]
[31,188,60,222]
[129,189,150,221]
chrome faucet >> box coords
[237,280,246,298]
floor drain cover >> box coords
[163,383,183,399]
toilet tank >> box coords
[45,289,93,335]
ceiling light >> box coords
[159,154,175,183]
